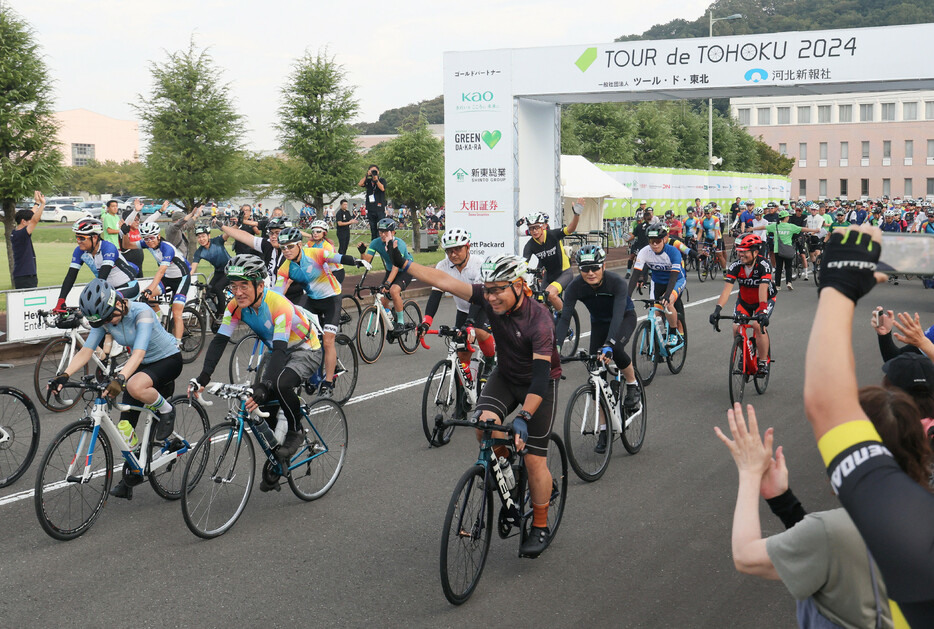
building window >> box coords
[799,142,807,161]
[881,103,896,121]
[779,143,787,156]
[906,139,914,157]
[840,179,848,197]
[905,178,913,198]
[840,142,849,159]
[818,105,831,123]
[862,179,870,196]
[757,107,771,125]
[882,178,891,196]
[926,102,934,120]
[928,139,934,164]
[819,142,828,160]
[738,108,750,126]
[929,178,934,197]
[71,143,95,167]
[777,107,791,125]
[904,102,918,121]
[797,106,811,124]
[799,179,807,197]
[819,179,827,197]
[862,141,870,159]
[883,140,891,159]
[839,105,853,122]
[860,104,874,122]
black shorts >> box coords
[589,310,637,369]
[301,295,340,334]
[454,308,490,331]
[474,372,558,457]
[120,352,183,428]
[383,270,412,291]
[735,297,776,318]
[160,275,191,305]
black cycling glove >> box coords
[818,230,880,304]
[709,304,722,327]
[388,241,407,269]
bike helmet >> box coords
[884,209,898,218]
[708,201,719,209]
[277,226,303,245]
[79,279,119,327]
[576,244,606,266]
[524,212,549,226]
[664,210,674,218]
[736,234,763,251]
[73,217,103,236]
[766,201,778,209]
[441,228,471,249]
[138,222,161,238]
[646,226,668,239]
[926,208,934,217]
[377,217,397,232]
[310,219,328,232]
[225,254,267,281]
[479,254,528,283]
[267,217,289,230]
[754,208,764,216]
[745,199,755,205]
[194,224,211,235]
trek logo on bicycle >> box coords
[491,451,516,511]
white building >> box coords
[54,109,139,166]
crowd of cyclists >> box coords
[18,186,934,624]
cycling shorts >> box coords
[301,295,340,334]
[808,236,824,250]
[735,297,776,318]
[589,311,637,370]
[454,308,490,332]
[383,270,412,291]
[474,372,558,457]
[545,269,573,296]
[119,352,183,429]
[650,277,686,303]
[160,275,190,305]
[116,281,140,301]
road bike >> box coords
[439,418,567,605]
[529,267,579,360]
[696,241,722,282]
[561,351,647,481]
[180,381,347,539]
[713,312,773,405]
[140,290,206,364]
[0,379,40,488]
[189,275,234,334]
[353,268,422,363]
[33,376,209,540]
[419,325,493,447]
[631,298,688,386]
[33,307,128,412]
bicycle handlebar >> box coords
[713,313,764,333]
[420,325,476,352]
[197,381,269,418]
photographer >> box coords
[359,164,387,240]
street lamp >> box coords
[708,12,743,171]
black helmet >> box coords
[377,217,397,232]
[225,254,267,281]
[576,244,606,266]
[267,217,290,231]
[646,226,668,239]
[664,210,674,218]
[194,224,211,235]
[277,227,303,245]
[79,279,119,328]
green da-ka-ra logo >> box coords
[576,47,598,72]
[482,130,501,149]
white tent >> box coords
[560,154,631,232]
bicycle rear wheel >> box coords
[339,295,361,341]
[181,422,255,539]
[440,465,492,605]
[288,399,347,501]
[398,300,422,354]
[728,336,747,406]
[666,313,688,374]
[563,383,611,482]
[148,396,211,500]
[754,347,771,394]
[621,370,647,454]
[421,360,458,447]
[631,320,658,385]
[356,305,385,364]
[331,334,359,405]
[696,259,708,283]
[170,305,206,364]
[0,387,40,488]
[521,433,568,551]
[34,337,86,412]
[557,308,580,359]
[34,420,113,541]
[710,259,720,280]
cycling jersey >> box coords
[217,288,321,351]
[522,227,571,280]
[738,211,756,229]
[633,244,685,285]
[244,236,304,303]
[724,257,776,303]
[829,221,851,233]
[62,240,139,298]
[308,237,342,272]
[84,300,179,365]
[277,247,344,300]
[880,220,903,233]
[666,219,682,238]
[366,237,413,270]
[140,239,190,279]
[701,216,722,241]
[429,254,484,314]
[192,236,231,270]
[682,217,700,239]
[920,221,934,234]
[556,272,634,348]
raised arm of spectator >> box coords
[26,190,45,234]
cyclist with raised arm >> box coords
[274,227,370,397]
[388,248,560,558]
[709,233,775,375]
[356,217,414,334]
[48,279,182,500]
[221,216,304,303]
[189,224,231,330]
[54,218,141,313]
[627,225,686,346]
[306,219,345,284]
[418,229,496,384]
[557,245,640,454]
[193,255,324,488]
[519,200,582,312]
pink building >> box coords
[54,109,139,166]
[731,90,934,201]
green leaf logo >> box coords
[481,130,502,149]
[575,47,598,72]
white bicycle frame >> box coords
[578,364,638,436]
[43,315,126,377]
[433,338,479,410]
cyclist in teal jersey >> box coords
[356,218,414,332]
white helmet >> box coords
[754,208,764,216]
[138,222,161,238]
[524,212,548,226]
[480,254,528,283]
[441,228,470,249]
[310,219,328,232]
[884,209,898,218]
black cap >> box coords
[883,353,934,394]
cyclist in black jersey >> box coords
[806,224,934,628]
[220,217,303,303]
[518,201,581,313]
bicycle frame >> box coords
[40,311,124,377]
[576,363,639,436]
[735,323,759,376]
[638,302,682,359]
[423,329,479,409]
[471,431,524,529]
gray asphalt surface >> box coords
[0,273,931,628]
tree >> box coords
[0,7,63,277]
[755,138,795,176]
[277,50,360,215]
[632,104,678,167]
[54,160,143,196]
[355,95,443,135]
[561,103,635,163]
[375,116,444,252]
[135,40,247,212]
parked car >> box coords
[140,200,162,215]
[121,196,147,211]
[40,204,93,223]
[76,201,105,217]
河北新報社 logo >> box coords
[575,47,598,72]
[744,68,769,83]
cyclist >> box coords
[682,207,700,250]
[664,210,682,240]
[306,218,345,284]
[356,217,414,334]
[388,248,560,558]
[736,200,756,233]
[418,228,496,384]
[627,206,656,279]
[221,216,304,303]
[708,233,775,375]
[48,279,182,500]
[133,221,192,342]
[700,205,728,270]
[193,255,324,487]
[189,224,231,330]
[557,245,640,454]
[627,226,686,346]
[55,218,141,313]
[275,227,370,397]
[519,201,582,312]
[918,207,934,234]
[880,209,904,233]
[805,203,827,272]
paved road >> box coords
[1,275,931,628]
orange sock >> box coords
[493,445,509,460]
[532,502,549,529]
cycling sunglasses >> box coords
[579,264,602,273]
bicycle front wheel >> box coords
[631,320,658,385]
[557,308,580,360]
[229,333,265,385]
[729,336,747,406]
[440,465,492,605]
[356,305,385,364]
[563,383,611,482]
[397,300,422,354]
[34,421,113,541]
[288,399,348,501]
[173,305,206,364]
[331,334,359,405]
[696,260,708,283]
[181,422,255,539]
[421,360,458,447]
[666,313,688,374]
[148,396,211,500]
[339,295,362,341]
[34,337,86,412]
[0,387,41,488]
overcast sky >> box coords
[11,0,710,150]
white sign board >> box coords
[6,286,86,343]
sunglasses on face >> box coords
[282,243,301,251]
[311,229,324,235]
[579,264,602,273]
[144,236,159,242]
[482,283,514,296]
[75,235,92,242]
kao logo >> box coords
[744,68,769,83]
[461,91,493,102]
[575,47,598,72]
